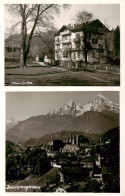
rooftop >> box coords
[55,19,110,37]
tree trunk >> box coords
[20,17,25,67]
[24,52,27,67]
[20,8,26,68]
[85,51,88,69]
[20,5,27,68]
[20,47,24,67]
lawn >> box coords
[5,61,120,86]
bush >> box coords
[5,57,20,62]
[54,60,59,66]
[39,57,44,62]
[113,58,120,65]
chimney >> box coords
[68,23,71,27]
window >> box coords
[62,35,71,41]
[63,52,68,58]
[62,44,71,49]
[68,53,71,59]
[56,53,58,59]
[76,33,80,38]
[92,38,98,44]
[78,52,80,58]
[93,52,95,58]
[57,45,60,49]
[63,52,65,58]
[74,53,76,59]
[76,44,80,49]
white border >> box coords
[0,0,125,196]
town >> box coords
[6,127,119,192]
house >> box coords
[47,151,56,158]
[62,144,80,153]
[81,156,94,168]
[85,147,91,157]
[54,19,110,65]
[5,43,21,58]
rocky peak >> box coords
[47,94,119,116]
[88,94,119,113]
[65,99,75,108]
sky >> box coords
[6,91,119,122]
[55,4,120,30]
[4,4,120,36]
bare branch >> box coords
[11,21,21,29]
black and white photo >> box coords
[6,91,120,192]
[5,4,120,86]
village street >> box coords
[5,62,120,86]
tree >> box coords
[73,10,93,68]
[84,179,101,192]
[113,26,120,63]
[78,135,89,144]
[6,4,70,67]
[73,10,93,24]
[30,28,57,59]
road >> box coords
[5,64,120,86]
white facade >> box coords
[54,20,109,64]
[62,144,80,153]
[55,28,84,62]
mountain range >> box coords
[6,94,119,144]
[47,94,119,116]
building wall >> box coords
[62,145,79,153]
[55,30,84,62]
[55,25,111,65]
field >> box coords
[5,61,120,86]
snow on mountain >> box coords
[49,100,77,116]
[47,94,119,116]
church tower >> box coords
[72,133,76,144]
[69,132,73,144]
[76,135,79,146]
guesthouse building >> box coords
[54,19,111,66]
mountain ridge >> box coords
[6,94,119,144]
[6,111,119,143]
[47,94,119,116]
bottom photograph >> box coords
[6,91,120,193]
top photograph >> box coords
[4,4,120,86]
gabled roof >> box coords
[55,19,110,37]
[63,144,79,149]
[59,25,73,32]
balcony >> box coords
[62,47,72,52]
[73,37,81,43]
[54,40,60,45]
[62,39,71,44]
[62,47,81,52]
[60,30,71,36]
[72,47,81,52]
